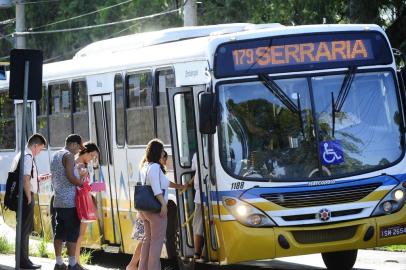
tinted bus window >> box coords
[0,91,16,149]
[36,85,48,143]
[72,80,89,141]
[114,74,125,146]
[126,72,154,145]
[156,69,174,144]
[49,82,72,147]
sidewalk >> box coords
[0,254,110,270]
[0,217,115,270]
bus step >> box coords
[103,245,120,253]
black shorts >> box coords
[54,207,80,243]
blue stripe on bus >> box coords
[0,184,5,192]
[211,174,401,201]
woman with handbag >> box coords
[73,142,100,268]
[137,139,186,270]
[127,150,174,270]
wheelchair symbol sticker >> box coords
[319,140,344,165]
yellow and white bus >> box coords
[1,23,406,270]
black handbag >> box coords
[133,165,161,213]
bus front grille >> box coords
[292,225,358,244]
[261,183,381,208]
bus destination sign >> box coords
[232,39,372,70]
[214,31,392,78]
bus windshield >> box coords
[218,70,403,181]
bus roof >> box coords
[0,23,388,88]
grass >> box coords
[380,245,406,252]
[79,248,94,265]
[0,235,14,254]
[37,235,50,258]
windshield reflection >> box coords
[218,71,403,181]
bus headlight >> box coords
[372,183,406,217]
[382,201,393,212]
[236,205,248,216]
[222,196,275,227]
[393,189,404,201]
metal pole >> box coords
[15,0,26,49]
[183,0,197,26]
[15,60,29,270]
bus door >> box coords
[90,94,122,248]
[167,85,215,261]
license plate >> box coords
[380,224,406,238]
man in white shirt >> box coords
[10,133,46,269]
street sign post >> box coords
[8,49,43,270]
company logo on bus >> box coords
[318,208,331,222]
[308,180,336,186]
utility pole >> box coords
[183,0,197,26]
[14,1,27,269]
[15,0,26,48]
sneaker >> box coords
[54,263,68,270]
[67,264,85,270]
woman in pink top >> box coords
[74,142,100,267]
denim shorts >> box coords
[54,207,81,243]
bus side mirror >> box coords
[199,92,217,134]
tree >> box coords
[0,0,405,61]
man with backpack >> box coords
[8,133,47,269]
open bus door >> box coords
[167,85,218,268]
[90,94,122,250]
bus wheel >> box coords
[321,249,358,270]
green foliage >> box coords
[0,0,405,60]
[380,245,406,251]
[79,248,94,265]
[36,233,52,258]
[0,235,14,254]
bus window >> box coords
[156,69,174,144]
[93,102,107,165]
[104,100,113,165]
[218,79,316,180]
[126,72,154,145]
[72,80,89,141]
[0,90,16,149]
[173,91,197,167]
[312,71,402,176]
[36,85,48,143]
[49,82,72,147]
[114,74,125,146]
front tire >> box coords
[321,249,358,270]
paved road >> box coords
[1,249,405,270]
[1,216,405,270]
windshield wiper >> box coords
[334,66,357,112]
[258,74,298,113]
[331,66,357,137]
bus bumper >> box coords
[216,206,406,264]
